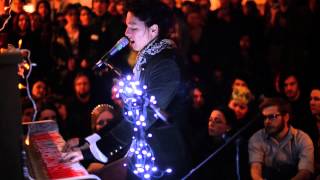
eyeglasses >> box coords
[262,113,281,121]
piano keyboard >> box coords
[23,120,100,180]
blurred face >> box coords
[30,14,40,31]
[208,110,230,136]
[310,89,320,115]
[13,0,24,12]
[38,3,48,18]
[74,75,90,97]
[283,76,300,101]
[65,9,79,25]
[93,0,108,16]
[32,81,46,99]
[232,78,248,89]
[95,111,113,131]
[125,12,157,51]
[240,35,251,50]
[80,9,90,26]
[55,102,68,120]
[22,108,34,123]
[115,2,125,15]
[18,14,28,31]
[228,99,248,120]
[192,88,204,108]
[262,105,288,136]
[39,109,57,120]
[187,12,204,28]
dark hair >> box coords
[36,0,51,20]
[80,6,93,16]
[215,106,237,128]
[125,0,174,38]
[278,69,301,94]
[63,3,80,16]
[74,72,90,84]
[12,12,31,33]
[259,97,291,115]
[35,102,60,121]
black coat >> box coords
[82,39,191,179]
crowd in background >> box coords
[2,0,320,179]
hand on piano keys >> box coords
[62,137,80,152]
[30,132,93,179]
[60,150,84,164]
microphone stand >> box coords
[92,58,122,77]
[105,62,122,77]
[181,117,258,180]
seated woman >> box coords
[193,106,250,179]
[64,104,118,151]
[61,104,118,172]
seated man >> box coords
[249,97,314,180]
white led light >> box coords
[142,150,147,155]
[136,121,141,126]
[147,133,152,138]
[126,75,132,81]
[152,167,158,172]
[166,168,172,173]
[140,116,145,121]
[143,85,147,89]
[128,111,133,116]
[130,148,135,152]
[134,128,138,131]
[144,173,150,179]
[142,122,146,127]
[119,81,124,86]
[138,168,144,173]
[136,90,142,95]
[137,155,142,159]
[126,87,133,93]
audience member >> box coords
[249,97,314,180]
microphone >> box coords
[94,37,129,69]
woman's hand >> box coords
[60,150,84,164]
[62,137,80,152]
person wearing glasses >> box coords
[248,97,314,180]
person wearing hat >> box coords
[228,86,255,121]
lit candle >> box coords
[18,39,22,49]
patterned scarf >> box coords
[133,38,176,80]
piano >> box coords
[23,120,100,180]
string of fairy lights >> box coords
[115,75,172,179]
